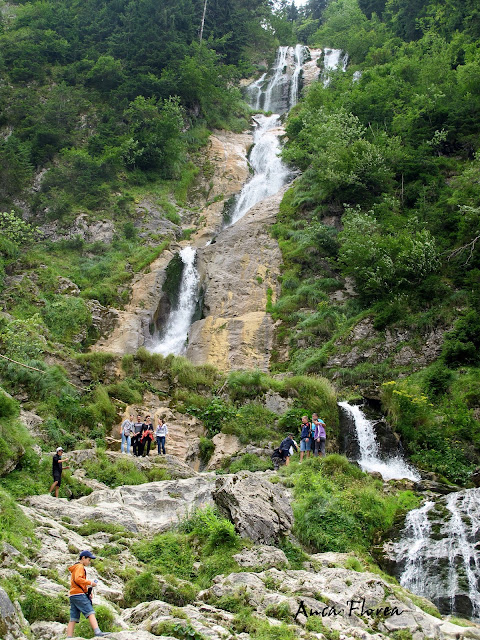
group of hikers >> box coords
[119,413,169,457]
[273,413,327,468]
[50,412,325,497]
[55,412,326,635]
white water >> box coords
[228,114,290,225]
[396,500,435,594]
[290,44,307,108]
[226,45,309,227]
[247,72,267,111]
[395,488,480,620]
[339,402,421,481]
[151,246,199,356]
[263,46,290,114]
[322,48,349,86]
[444,490,480,618]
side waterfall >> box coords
[338,402,420,481]
[394,488,480,620]
[150,246,199,356]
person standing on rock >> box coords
[131,414,144,457]
[120,413,134,455]
[49,447,69,498]
[313,413,326,457]
[299,416,312,462]
[67,550,110,637]
[279,434,297,466]
[155,417,168,455]
[141,415,154,457]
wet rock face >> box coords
[213,471,293,543]
[186,188,285,372]
[379,488,480,620]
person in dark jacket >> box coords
[131,415,144,457]
[279,434,298,466]
[49,447,69,497]
[299,415,312,463]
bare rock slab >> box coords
[213,471,293,543]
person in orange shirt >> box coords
[66,550,110,637]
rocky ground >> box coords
[2,459,480,640]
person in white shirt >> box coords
[120,414,134,454]
[155,418,168,455]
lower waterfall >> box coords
[150,246,199,356]
[394,488,480,620]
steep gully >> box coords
[92,47,480,622]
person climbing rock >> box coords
[155,417,168,455]
[279,434,298,466]
[67,550,110,637]
[120,413,134,454]
[49,447,68,498]
[299,415,312,462]
[312,413,326,457]
[131,414,144,457]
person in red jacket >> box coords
[66,550,110,637]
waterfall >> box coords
[290,44,307,108]
[246,72,267,111]
[228,114,290,226]
[322,48,348,86]
[396,501,435,594]
[394,488,480,620]
[151,246,199,356]
[226,45,311,227]
[263,46,290,114]
[444,491,480,618]
[338,402,420,481]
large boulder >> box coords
[213,471,293,543]
[206,433,242,470]
[26,475,215,536]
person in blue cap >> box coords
[67,550,110,637]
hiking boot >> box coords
[94,632,111,637]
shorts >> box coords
[69,593,94,622]
[300,438,311,452]
[53,473,62,487]
[279,449,290,460]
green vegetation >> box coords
[281,455,420,553]
[263,0,480,482]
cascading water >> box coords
[395,500,435,595]
[246,72,267,111]
[228,114,290,226]
[226,45,309,227]
[290,44,307,108]
[151,246,199,356]
[394,488,480,620]
[322,48,349,86]
[338,402,420,481]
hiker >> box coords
[120,413,134,454]
[299,415,312,462]
[279,434,298,466]
[313,413,326,457]
[49,447,68,498]
[155,417,168,455]
[131,414,144,457]
[67,550,110,637]
[140,415,154,457]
